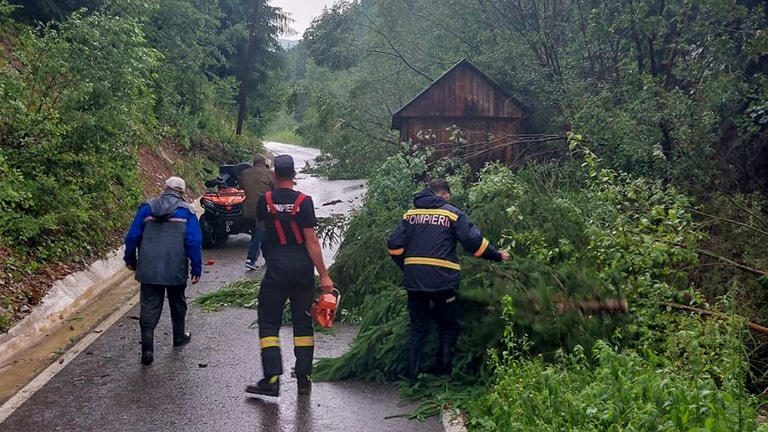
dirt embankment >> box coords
[0,249,82,330]
[137,144,176,198]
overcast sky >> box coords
[273,0,334,40]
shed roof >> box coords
[392,59,524,129]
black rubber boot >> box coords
[173,332,192,347]
[408,346,422,386]
[172,320,191,347]
[245,376,280,397]
[297,375,312,395]
[141,328,154,366]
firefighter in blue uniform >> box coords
[245,154,334,397]
[387,179,509,384]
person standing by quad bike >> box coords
[245,154,334,397]
[239,153,274,270]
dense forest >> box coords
[1,0,768,429]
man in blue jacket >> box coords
[124,176,203,365]
[387,179,509,384]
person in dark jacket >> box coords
[239,154,274,270]
[245,154,334,397]
[124,176,203,366]
[387,179,509,384]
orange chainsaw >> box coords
[311,287,341,328]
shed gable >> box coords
[392,59,523,129]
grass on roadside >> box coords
[263,110,305,146]
[194,278,360,331]
[264,129,304,146]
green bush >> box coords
[467,315,760,432]
[0,11,156,262]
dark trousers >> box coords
[140,284,188,340]
[257,277,315,378]
[407,290,460,376]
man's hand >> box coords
[500,250,511,261]
[126,264,136,271]
[319,275,334,292]
[191,275,201,284]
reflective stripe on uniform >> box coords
[260,336,280,348]
[474,238,490,257]
[404,257,461,271]
[403,209,459,222]
[293,336,314,347]
[388,248,405,256]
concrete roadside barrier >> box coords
[0,247,137,406]
[0,248,129,365]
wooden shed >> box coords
[392,59,525,171]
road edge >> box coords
[0,290,140,424]
[0,249,126,363]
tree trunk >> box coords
[236,0,261,136]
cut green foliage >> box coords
[194,277,359,328]
[468,338,761,431]
[195,279,260,312]
[313,140,767,428]
[319,140,703,376]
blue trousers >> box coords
[247,226,264,261]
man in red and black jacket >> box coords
[387,179,509,384]
[245,154,334,398]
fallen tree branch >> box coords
[663,302,768,335]
[688,208,768,238]
[696,249,768,277]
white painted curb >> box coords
[0,248,128,366]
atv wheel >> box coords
[215,231,229,246]
[200,214,217,249]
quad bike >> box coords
[199,164,252,249]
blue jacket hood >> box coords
[413,188,445,209]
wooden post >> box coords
[555,299,629,315]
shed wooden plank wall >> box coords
[393,60,526,171]
[397,66,523,119]
[399,118,522,171]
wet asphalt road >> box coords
[1,143,442,432]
